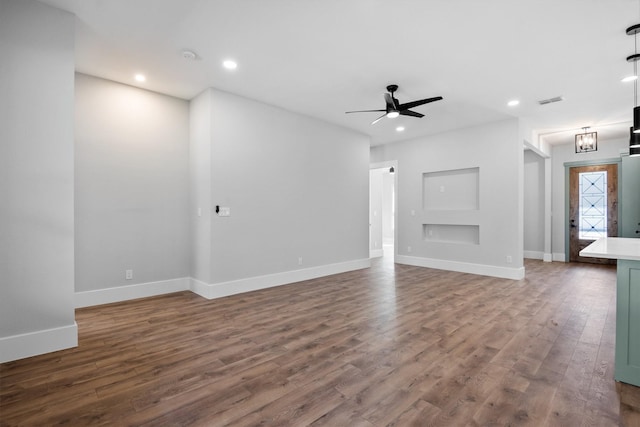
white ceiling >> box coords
[39,0,639,146]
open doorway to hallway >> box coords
[370,164,396,260]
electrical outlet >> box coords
[407,246,412,253]
[506,255,513,264]
[125,269,133,280]
[218,207,231,217]
[298,257,303,265]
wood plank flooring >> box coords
[2,258,640,426]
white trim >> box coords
[395,255,525,280]
[525,251,555,263]
[370,249,383,258]
[553,252,566,262]
[75,277,190,308]
[0,323,78,364]
[524,250,544,260]
[190,258,371,300]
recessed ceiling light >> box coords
[622,75,638,83]
[507,99,520,107]
[223,60,238,70]
[134,74,146,82]
[396,126,405,132]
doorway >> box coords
[568,163,618,264]
[370,164,396,260]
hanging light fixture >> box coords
[389,167,395,174]
[630,127,640,156]
[575,127,597,153]
[628,20,640,133]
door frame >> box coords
[564,157,621,262]
[370,160,398,261]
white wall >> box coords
[0,0,76,362]
[370,119,524,279]
[369,169,384,256]
[190,88,371,298]
[382,171,394,245]
[550,137,628,261]
[524,149,545,258]
[74,74,190,304]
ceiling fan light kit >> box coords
[345,84,443,125]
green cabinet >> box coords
[616,259,640,386]
[621,155,640,237]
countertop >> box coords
[580,237,640,261]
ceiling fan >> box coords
[346,84,443,125]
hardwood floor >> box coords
[2,258,640,426]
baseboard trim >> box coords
[524,250,544,260]
[0,323,78,364]
[75,277,190,308]
[395,255,525,280]
[370,249,383,258]
[191,258,372,300]
[553,253,566,262]
[543,253,553,262]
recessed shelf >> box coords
[423,224,480,245]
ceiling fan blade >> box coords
[345,109,386,114]
[398,96,443,111]
[399,110,424,118]
[384,93,397,109]
[371,113,387,125]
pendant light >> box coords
[631,127,640,156]
[628,20,640,133]
[575,127,597,153]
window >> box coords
[579,171,607,239]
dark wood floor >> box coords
[2,257,640,426]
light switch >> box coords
[218,207,231,217]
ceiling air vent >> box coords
[538,96,564,105]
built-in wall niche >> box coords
[423,224,480,245]
[422,167,479,210]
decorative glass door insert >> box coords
[578,171,607,239]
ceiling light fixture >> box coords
[134,74,146,82]
[631,127,640,156]
[507,100,520,107]
[575,127,597,153]
[181,50,198,60]
[396,126,405,132]
[627,15,640,133]
[223,59,238,70]
[386,111,400,119]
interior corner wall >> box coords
[74,74,190,304]
[370,119,524,279]
[0,0,76,363]
[189,89,213,284]
[550,137,629,261]
[524,149,545,258]
[190,88,370,294]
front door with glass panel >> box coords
[569,164,618,264]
